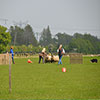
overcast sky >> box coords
[0,0,100,38]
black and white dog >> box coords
[91,59,98,63]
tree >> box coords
[73,33,84,39]
[39,26,52,46]
[24,24,38,46]
[15,26,24,45]
[9,25,24,45]
[9,26,15,45]
[68,38,94,54]
[83,34,100,54]
[0,25,11,53]
[9,24,38,46]
[56,32,73,46]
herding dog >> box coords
[91,59,98,63]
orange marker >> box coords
[28,59,32,63]
[62,67,66,72]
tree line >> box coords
[0,24,100,54]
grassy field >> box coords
[0,56,100,99]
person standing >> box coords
[10,46,15,64]
[57,44,65,65]
[38,48,47,64]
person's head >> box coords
[59,44,62,49]
[42,48,46,53]
[11,46,13,49]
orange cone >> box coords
[28,59,32,63]
[62,67,66,72]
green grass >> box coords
[0,56,100,99]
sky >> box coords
[0,0,100,38]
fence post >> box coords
[9,54,12,93]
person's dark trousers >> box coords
[39,56,43,63]
[12,57,15,64]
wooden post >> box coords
[9,54,12,93]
